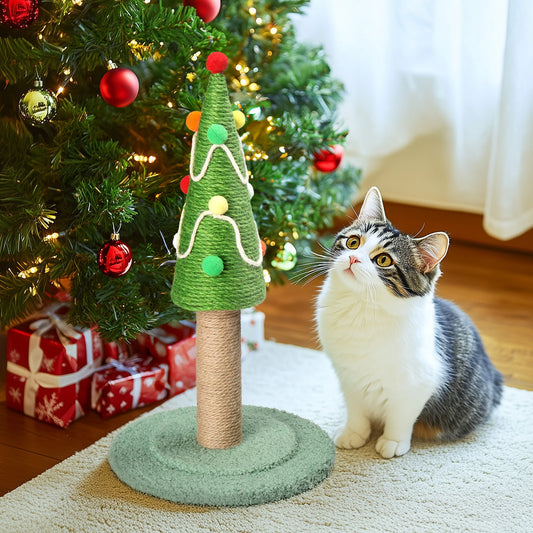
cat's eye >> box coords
[374,253,393,267]
[346,236,360,249]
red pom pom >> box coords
[183,0,220,23]
[180,175,190,194]
[206,52,228,74]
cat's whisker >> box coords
[290,263,330,284]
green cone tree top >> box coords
[172,52,266,312]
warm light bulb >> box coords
[44,232,59,242]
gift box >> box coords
[137,321,196,362]
[103,338,142,363]
[6,306,103,428]
[91,358,168,418]
[241,308,265,356]
[137,323,197,398]
[167,335,197,397]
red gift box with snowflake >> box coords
[137,321,196,361]
[136,323,197,398]
[6,306,103,428]
[91,358,168,418]
[166,335,197,397]
[102,338,142,363]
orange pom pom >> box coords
[186,111,201,132]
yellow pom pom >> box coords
[208,195,229,215]
[233,110,246,130]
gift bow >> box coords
[7,309,96,417]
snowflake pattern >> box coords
[42,356,56,372]
[8,387,22,405]
[34,393,65,427]
[9,348,21,363]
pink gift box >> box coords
[6,306,103,428]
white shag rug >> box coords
[1,342,532,533]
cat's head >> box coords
[327,187,449,300]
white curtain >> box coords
[297,0,533,240]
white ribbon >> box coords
[8,309,95,417]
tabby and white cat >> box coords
[315,187,503,458]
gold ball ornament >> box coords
[19,80,57,126]
[208,195,229,215]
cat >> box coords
[315,186,503,459]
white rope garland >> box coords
[173,206,263,267]
[173,131,262,266]
[190,133,254,198]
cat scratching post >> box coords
[196,310,241,448]
[108,51,335,507]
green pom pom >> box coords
[207,124,228,145]
[202,255,224,277]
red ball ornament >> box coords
[206,52,228,74]
[183,0,220,23]
[313,145,345,173]
[98,234,133,277]
[1,0,39,29]
[99,67,139,108]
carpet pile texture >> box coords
[1,341,532,532]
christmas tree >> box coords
[0,0,361,341]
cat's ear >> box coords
[358,187,387,222]
[415,232,449,274]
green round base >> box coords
[108,405,335,507]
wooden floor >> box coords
[1,240,532,496]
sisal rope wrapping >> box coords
[196,310,242,448]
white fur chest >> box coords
[316,276,443,401]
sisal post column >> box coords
[196,309,242,448]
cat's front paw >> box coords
[334,427,370,449]
[376,435,411,459]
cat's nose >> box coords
[349,255,360,265]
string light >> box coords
[18,258,46,279]
[133,153,157,163]
[43,232,60,242]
